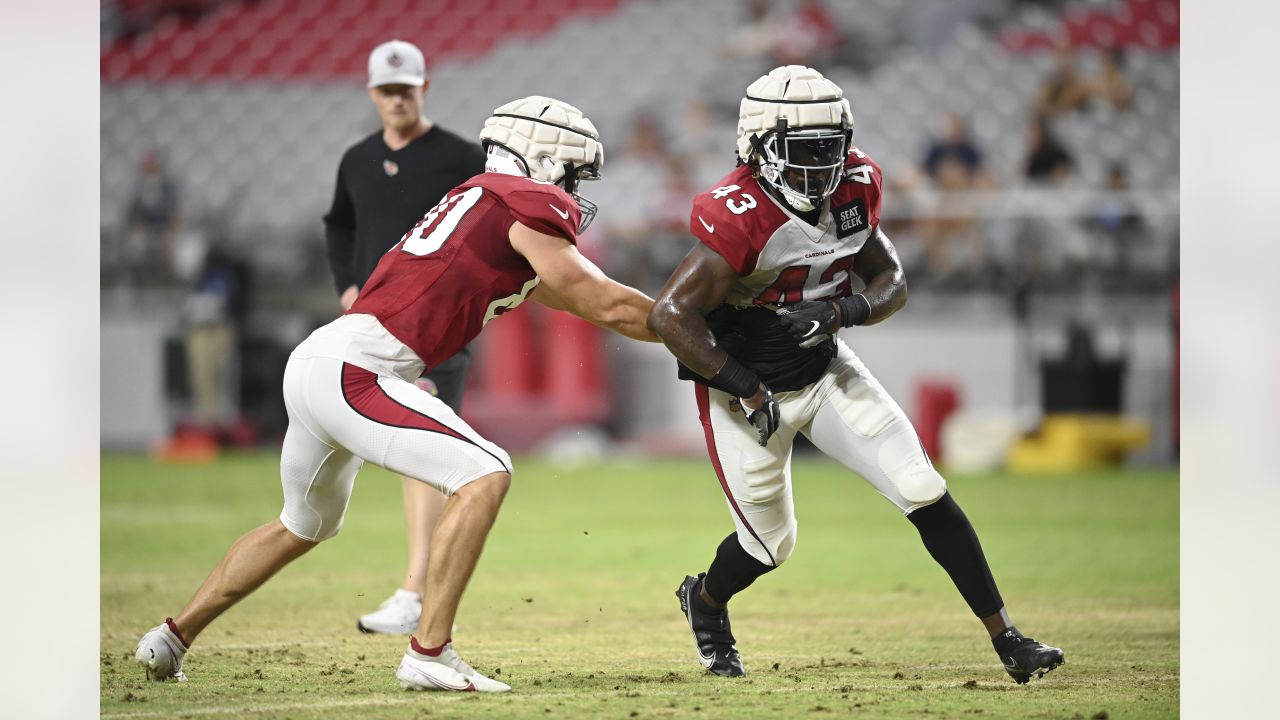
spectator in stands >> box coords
[918,157,989,289]
[922,112,993,187]
[1094,47,1134,112]
[1023,114,1074,184]
[125,149,182,283]
[1090,162,1151,278]
[908,112,995,289]
[594,113,684,294]
[1037,45,1093,116]
[322,39,487,637]
[1017,116,1090,285]
[182,245,246,439]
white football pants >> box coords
[695,339,946,566]
[278,354,511,542]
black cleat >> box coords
[675,574,746,677]
[998,634,1065,684]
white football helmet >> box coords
[479,95,604,233]
[737,65,854,212]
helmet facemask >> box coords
[558,158,601,234]
[484,142,602,234]
[754,119,850,212]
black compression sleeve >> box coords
[907,493,1005,618]
[710,357,761,398]
[703,532,776,605]
[834,293,871,327]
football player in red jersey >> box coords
[135,96,657,693]
[648,66,1064,684]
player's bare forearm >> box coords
[648,243,739,379]
[595,285,660,342]
[513,223,658,342]
[550,279,656,341]
[853,227,908,325]
[649,294,729,378]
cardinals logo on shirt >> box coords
[383,160,399,177]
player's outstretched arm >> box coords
[851,226,908,325]
[509,222,658,342]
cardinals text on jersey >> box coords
[681,147,883,392]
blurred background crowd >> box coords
[100,0,1179,471]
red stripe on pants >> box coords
[695,383,776,566]
[341,363,470,443]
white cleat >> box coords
[396,643,510,693]
[357,589,421,635]
[135,620,189,682]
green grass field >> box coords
[101,452,1178,719]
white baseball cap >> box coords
[367,40,427,88]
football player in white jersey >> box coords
[648,65,1064,684]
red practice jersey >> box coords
[349,172,581,370]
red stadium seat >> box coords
[103,0,629,81]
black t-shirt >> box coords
[323,125,487,293]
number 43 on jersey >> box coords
[710,184,757,215]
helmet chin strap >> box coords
[752,166,814,211]
[780,189,816,212]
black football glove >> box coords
[742,387,781,447]
[776,300,837,349]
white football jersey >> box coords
[690,147,883,308]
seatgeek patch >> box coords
[832,197,869,239]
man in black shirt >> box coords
[322,39,486,635]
